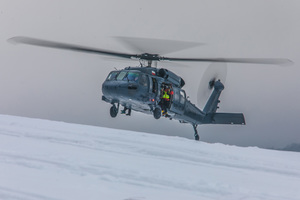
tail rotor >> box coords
[197,62,227,108]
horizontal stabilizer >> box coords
[203,113,245,125]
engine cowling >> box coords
[158,68,185,88]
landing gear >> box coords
[153,107,162,119]
[193,124,199,141]
[121,107,131,116]
[110,103,119,118]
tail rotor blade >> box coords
[197,62,227,108]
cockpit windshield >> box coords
[116,71,127,81]
[106,71,118,81]
[107,71,140,82]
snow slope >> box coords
[0,115,299,200]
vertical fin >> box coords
[203,80,224,114]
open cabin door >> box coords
[148,76,159,98]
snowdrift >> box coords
[0,115,299,200]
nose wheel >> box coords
[110,103,119,118]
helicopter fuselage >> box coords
[102,66,245,138]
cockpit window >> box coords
[180,90,186,104]
[116,71,127,81]
[125,72,139,82]
[106,71,118,81]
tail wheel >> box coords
[193,124,199,141]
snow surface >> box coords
[0,115,299,200]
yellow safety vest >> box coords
[162,91,170,99]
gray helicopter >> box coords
[8,36,292,140]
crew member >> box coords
[161,86,173,117]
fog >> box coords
[1,0,299,148]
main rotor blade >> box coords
[8,36,137,60]
[9,36,293,66]
[161,57,293,66]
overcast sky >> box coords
[1,0,299,149]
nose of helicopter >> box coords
[102,80,139,101]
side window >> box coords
[180,90,185,104]
[148,77,153,92]
[152,78,158,93]
[116,71,127,81]
[174,90,179,102]
[106,72,118,81]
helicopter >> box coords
[8,36,292,140]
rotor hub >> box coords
[139,53,160,61]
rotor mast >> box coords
[139,56,158,68]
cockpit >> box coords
[103,70,152,106]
